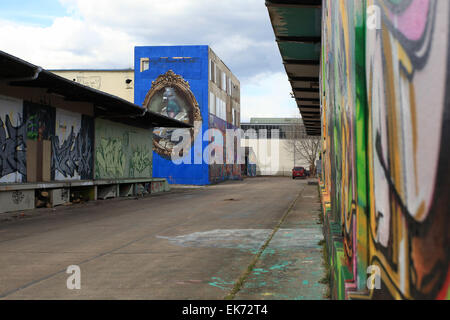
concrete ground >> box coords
[0,177,326,300]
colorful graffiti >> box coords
[208,114,242,183]
[1,97,152,184]
[366,0,450,300]
[143,70,202,160]
[320,0,449,300]
[23,102,55,142]
[95,119,152,179]
[321,0,367,298]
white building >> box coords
[50,69,135,103]
[241,118,310,176]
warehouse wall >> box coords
[320,0,449,300]
[0,95,95,183]
[94,119,152,179]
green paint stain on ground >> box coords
[252,268,269,275]
[233,185,328,300]
[269,261,290,270]
[208,277,234,290]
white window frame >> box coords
[140,58,149,72]
[221,72,226,91]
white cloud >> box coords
[0,17,135,69]
[0,0,300,119]
[241,72,300,122]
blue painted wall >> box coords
[134,46,210,185]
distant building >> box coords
[51,69,135,103]
[135,45,241,185]
[241,118,309,176]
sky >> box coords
[0,0,300,122]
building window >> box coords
[210,60,215,82]
[215,66,220,86]
[210,92,216,115]
[214,97,226,121]
[221,72,226,91]
[140,58,149,72]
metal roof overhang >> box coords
[0,50,191,130]
[266,0,322,136]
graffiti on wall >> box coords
[0,96,26,183]
[208,114,242,183]
[0,114,27,183]
[96,137,126,178]
[322,0,368,297]
[95,119,152,179]
[52,111,93,180]
[23,102,55,141]
[366,0,450,300]
[143,70,202,160]
[1,98,96,183]
[51,125,93,180]
[130,146,152,177]
[321,0,450,299]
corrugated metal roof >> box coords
[0,50,191,129]
[266,0,322,136]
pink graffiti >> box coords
[387,0,430,41]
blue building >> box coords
[134,46,242,185]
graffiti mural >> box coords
[0,96,26,183]
[320,0,449,299]
[321,0,369,298]
[143,70,202,160]
[96,137,126,178]
[130,146,152,177]
[0,114,27,183]
[23,102,55,141]
[95,119,152,179]
[52,111,93,181]
[208,114,242,184]
[366,0,450,300]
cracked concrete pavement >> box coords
[0,177,326,300]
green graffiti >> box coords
[26,115,38,140]
[95,137,126,178]
[130,146,151,176]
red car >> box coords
[292,167,307,179]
